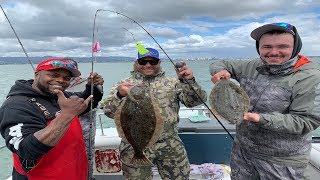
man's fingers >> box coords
[124,84,134,88]
[54,89,66,99]
[84,95,93,105]
[211,76,217,84]
[180,61,186,67]
[118,82,133,91]
[220,70,231,80]
[122,82,133,86]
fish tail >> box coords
[130,154,153,166]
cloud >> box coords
[0,0,320,58]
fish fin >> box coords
[114,100,129,143]
[209,79,248,125]
[130,154,153,166]
[147,95,164,147]
[208,88,224,120]
[209,83,231,123]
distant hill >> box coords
[1,56,319,65]
[0,56,135,65]
[0,56,215,65]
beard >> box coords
[35,82,57,96]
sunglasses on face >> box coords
[137,59,159,65]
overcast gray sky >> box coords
[0,0,320,59]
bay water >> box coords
[1,58,320,179]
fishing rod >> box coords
[86,9,102,180]
[0,4,35,71]
[68,27,135,89]
[68,27,136,91]
[87,10,97,180]
[94,9,234,140]
[1,5,98,178]
[83,16,147,179]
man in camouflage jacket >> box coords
[103,47,207,180]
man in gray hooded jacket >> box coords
[210,22,320,179]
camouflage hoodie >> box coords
[103,66,207,140]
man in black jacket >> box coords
[0,57,104,179]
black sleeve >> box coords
[0,98,52,161]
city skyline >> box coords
[0,0,320,59]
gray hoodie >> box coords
[209,55,320,165]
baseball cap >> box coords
[251,22,302,59]
[137,48,159,60]
[251,22,295,41]
[36,57,81,77]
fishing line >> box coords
[86,13,138,178]
[122,27,136,41]
[1,4,92,91]
[0,4,35,71]
[1,5,99,178]
[68,27,135,89]
[94,9,234,140]
[1,5,102,179]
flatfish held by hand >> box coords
[114,85,164,166]
[209,79,249,124]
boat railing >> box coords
[313,137,320,143]
[179,106,213,118]
[179,106,207,111]
[0,143,12,180]
[0,144,6,150]
[95,106,210,137]
[97,113,106,136]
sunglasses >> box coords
[273,22,293,30]
[51,60,77,69]
[137,59,159,65]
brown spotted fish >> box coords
[209,79,249,124]
[114,84,164,166]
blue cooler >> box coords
[178,114,235,165]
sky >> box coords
[0,0,320,59]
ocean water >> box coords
[0,60,214,179]
[1,58,320,179]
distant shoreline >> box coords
[0,56,319,65]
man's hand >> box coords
[87,72,104,86]
[34,90,93,146]
[243,112,260,123]
[55,89,93,119]
[175,61,194,80]
[117,82,134,97]
[211,70,231,84]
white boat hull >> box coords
[92,108,320,180]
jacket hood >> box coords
[291,56,320,73]
[256,56,298,75]
[256,55,320,75]
[255,25,302,60]
[7,79,54,99]
[292,61,320,72]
